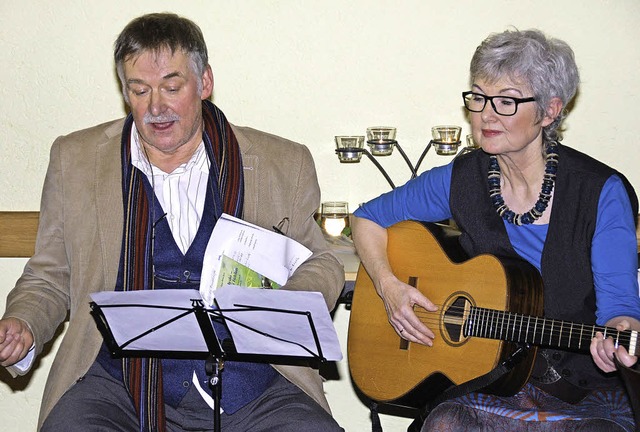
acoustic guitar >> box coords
[347,220,639,408]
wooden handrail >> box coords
[0,212,39,257]
[0,211,639,258]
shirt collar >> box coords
[130,122,209,176]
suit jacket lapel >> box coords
[232,125,257,221]
[95,119,125,290]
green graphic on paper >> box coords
[217,255,280,289]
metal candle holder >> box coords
[335,126,475,189]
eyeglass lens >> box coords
[464,93,523,116]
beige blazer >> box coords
[3,118,344,428]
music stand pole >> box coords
[205,355,223,431]
[192,300,226,432]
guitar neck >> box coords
[464,307,639,356]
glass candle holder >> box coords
[465,133,479,149]
[366,126,397,156]
[431,125,462,155]
[335,136,365,162]
[320,201,349,237]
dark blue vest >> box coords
[98,175,278,414]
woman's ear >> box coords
[541,97,563,127]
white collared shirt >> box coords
[131,123,210,254]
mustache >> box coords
[143,113,180,124]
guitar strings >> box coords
[409,304,635,350]
[412,304,631,338]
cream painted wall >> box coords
[1,1,639,431]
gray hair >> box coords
[114,13,209,102]
[470,28,579,142]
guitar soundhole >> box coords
[441,293,472,346]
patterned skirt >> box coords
[421,383,635,431]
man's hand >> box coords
[0,317,34,367]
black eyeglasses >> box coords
[462,91,536,116]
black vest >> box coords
[450,144,638,391]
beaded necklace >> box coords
[488,141,559,225]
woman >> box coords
[352,29,640,431]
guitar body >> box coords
[347,220,544,407]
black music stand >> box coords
[89,288,339,432]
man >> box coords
[0,13,344,432]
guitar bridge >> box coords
[399,276,419,350]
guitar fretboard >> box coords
[464,306,638,356]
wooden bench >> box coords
[0,212,39,257]
[1,211,640,258]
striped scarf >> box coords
[118,100,244,431]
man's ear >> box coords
[201,64,214,99]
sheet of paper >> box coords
[200,213,312,305]
[216,255,281,290]
[90,287,342,362]
[91,289,209,352]
[215,285,342,361]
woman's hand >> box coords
[377,274,437,346]
[351,215,438,347]
[590,317,638,373]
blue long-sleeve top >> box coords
[355,162,640,326]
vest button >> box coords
[562,369,571,377]
[182,380,190,388]
[552,352,562,361]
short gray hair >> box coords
[470,28,579,142]
[114,13,208,101]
